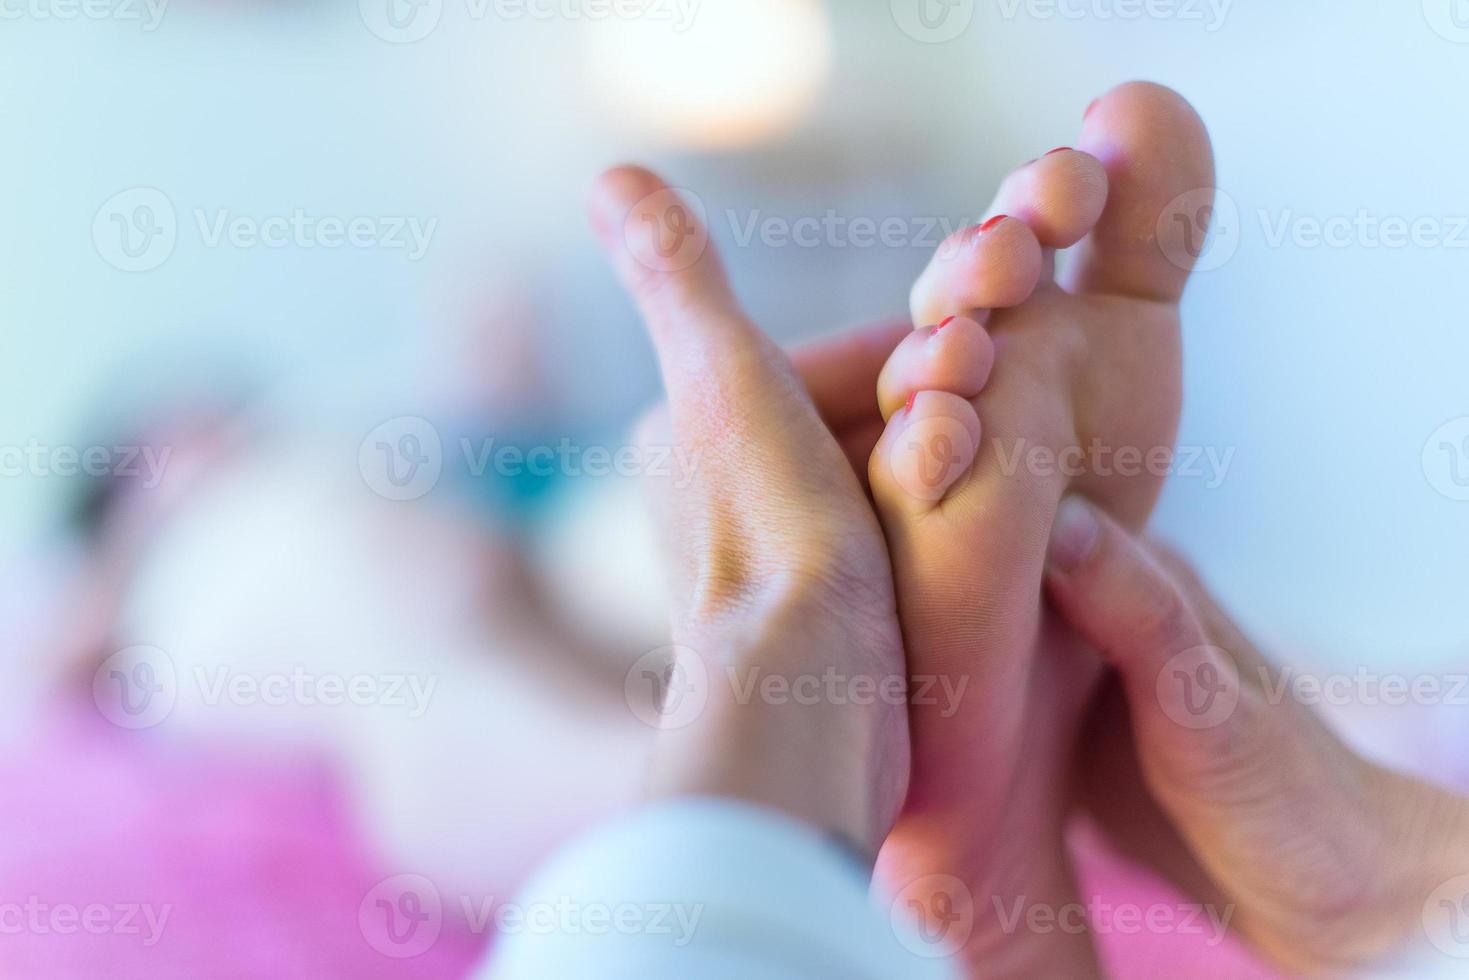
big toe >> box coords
[1067,81,1216,303]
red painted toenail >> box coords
[980,214,1008,232]
[1045,146,1072,156]
[904,391,917,415]
[932,315,957,336]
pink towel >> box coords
[0,704,1289,978]
[0,707,488,979]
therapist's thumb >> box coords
[1042,497,1267,782]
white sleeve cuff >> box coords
[482,797,957,980]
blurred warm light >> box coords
[583,0,832,150]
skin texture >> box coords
[1045,499,1469,976]
[862,81,1213,977]
[587,165,911,859]
[587,80,1469,978]
[800,82,1469,977]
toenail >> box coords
[931,315,957,337]
[1084,99,1098,120]
[979,214,1008,233]
[903,391,918,415]
[1045,146,1072,156]
[1047,497,1100,573]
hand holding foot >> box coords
[1045,499,1469,976]
[589,166,911,860]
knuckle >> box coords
[1145,538,1205,591]
[682,506,886,631]
[680,503,800,622]
[1123,573,1201,652]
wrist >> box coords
[645,607,909,862]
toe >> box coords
[1067,81,1217,302]
[988,147,1109,249]
[876,316,995,422]
[909,216,1042,328]
[868,390,982,518]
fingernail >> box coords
[904,391,918,415]
[1047,497,1099,573]
[931,315,957,337]
[980,214,1008,233]
[1045,146,1072,156]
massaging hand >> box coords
[589,165,915,859]
[1045,497,1469,974]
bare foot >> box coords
[869,82,1215,976]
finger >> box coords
[790,318,911,428]
[836,418,886,491]
[588,166,783,409]
[1145,540,1262,665]
[1042,497,1261,769]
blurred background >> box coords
[2,1,1469,976]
